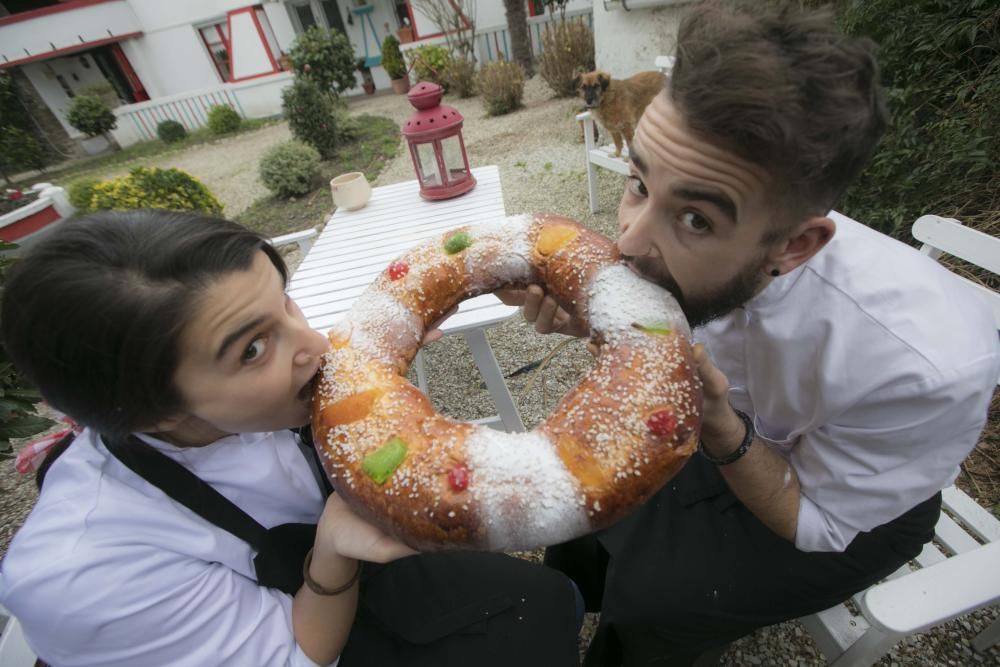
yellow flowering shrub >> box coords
[90,167,223,215]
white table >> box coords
[287,165,526,432]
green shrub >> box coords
[282,76,338,159]
[156,119,187,143]
[0,127,46,181]
[68,177,101,213]
[538,19,594,97]
[381,35,407,80]
[408,45,452,90]
[289,25,357,97]
[447,58,477,98]
[838,0,999,239]
[477,61,524,116]
[65,94,117,137]
[259,140,321,198]
[90,167,223,215]
[0,243,55,450]
[333,108,361,143]
[206,104,242,135]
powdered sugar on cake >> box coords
[464,427,589,551]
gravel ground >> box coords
[3,77,998,665]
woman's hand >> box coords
[421,306,458,345]
[315,493,417,564]
[495,285,589,338]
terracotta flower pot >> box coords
[391,77,411,95]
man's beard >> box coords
[625,253,769,329]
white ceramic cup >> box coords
[330,172,371,211]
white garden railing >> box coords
[400,7,593,67]
[110,72,294,148]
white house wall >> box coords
[0,0,140,67]
[592,1,688,77]
[21,56,110,138]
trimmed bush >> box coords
[206,104,242,135]
[90,167,223,215]
[157,119,187,144]
[282,76,338,159]
[65,94,117,137]
[408,45,452,90]
[478,61,525,116]
[538,19,594,97]
[333,108,361,144]
[381,35,407,80]
[259,140,321,198]
[0,126,45,181]
[288,25,358,97]
[447,58,477,98]
[68,177,101,213]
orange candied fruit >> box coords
[321,389,381,427]
[535,224,579,257]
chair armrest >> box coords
[269,229,318,256]
[860,540,1000,635]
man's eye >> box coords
[242,337,267,362]
[679,211,711,234]
[627,176,648,197]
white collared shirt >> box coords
[0,429,332,667]
[695,212,1000,552]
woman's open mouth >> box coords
[297,374,317,402]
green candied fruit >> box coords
[632,322,673,336]
[443,231,473,255]
[362,437,408,485]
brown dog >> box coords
[575,69,666,157]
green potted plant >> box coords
[381,35,410,94]
[356,58,376,94]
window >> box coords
[199,21,231,82]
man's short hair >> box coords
[670,0,887,232]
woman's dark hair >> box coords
[670,0,888,232]
[2,210,287,446]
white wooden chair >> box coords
[0,604,36,667]
[577,55,675,213]
[799,214,1000,666]
[269,228,319,256]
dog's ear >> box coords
[572,72,582,90]
[598,72,610,91]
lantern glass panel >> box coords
[414,141,442,186]
[441,135,468,182]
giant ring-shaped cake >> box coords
[311,213,702,551]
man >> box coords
[498,1,1000,665]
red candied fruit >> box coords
[448,464,469,492]
[387,261,409,281]
[646,409,677,438]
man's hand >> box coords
[691,343,800,542]
[692,343,744,449]
[496,285,590,338]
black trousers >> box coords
[545,454,941,667]
[340,552,580,667]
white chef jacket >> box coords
[695,211,1000,552]
[0,428,334,667]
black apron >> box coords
[104,432,580,667]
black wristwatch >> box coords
[698,407,755,466]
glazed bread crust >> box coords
[312,213,701,551]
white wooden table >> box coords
[288,165,525,432]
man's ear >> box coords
[768,216,836,274]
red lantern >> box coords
[402,82,476,200]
